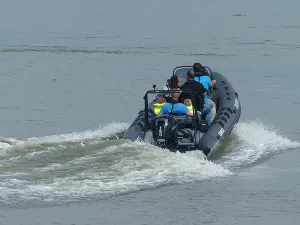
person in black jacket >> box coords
[180,70,212,124]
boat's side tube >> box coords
[122,110,152,141]
[198,72,241,155]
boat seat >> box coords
[174,114,208,130]
[150,114,206,130]
[173,115,194,129]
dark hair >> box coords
[169,75,180,89]
[186,70,195,79]
[193,62,206,74]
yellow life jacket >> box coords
[187,105,194,114]
[154,103,165,115]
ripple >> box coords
[175,52,236,57]
[0,45,150,55]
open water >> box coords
[0,0,300,224]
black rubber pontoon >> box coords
[123,66,241,157]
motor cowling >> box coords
[152,115,178,147]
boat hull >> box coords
[123,72,241,156]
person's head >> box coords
[193,62,205,73]
[186,70,195,81]
[184,99,192,107]
[157,97,166,104]
[169,75,180,89]
[171,88,180,100]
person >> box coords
[184,99,194,114]
[164,75,180,90]
[180,70,212,124]
[193,62,216,120]
[157,90,192,116]
[193,63,215,90]
[154,97,166,115]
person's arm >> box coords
[157,105,166,116]
[181,104,191,115]
[212,79,216,88]
[186,111,193,116]
[198,83,207,98]
[206,76,212,88]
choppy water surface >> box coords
[0,122,298,207]
[1,0,300,224]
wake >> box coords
[0,121,298,207]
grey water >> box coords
[1,0,300,224]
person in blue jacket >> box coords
[157,90,192,116]
[193,62,216,120]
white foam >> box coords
[33,163,64,172]
[1,120,299,206]
[218,121,300,168]
[0,122,129,152]
[25,122,129,144]
[0,172,28,178]
[0,141,232,205]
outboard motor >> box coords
[152,115,178,148]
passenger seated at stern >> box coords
[154,97,166,115]
[184,99,194,114]
[193,62,216,121]
[193,62,216,90]
[163,75,180,90]
[157,91,192,116]
[180,70,212,124]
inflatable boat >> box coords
[123,66,241,157]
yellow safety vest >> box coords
[154,103,165,115]
[187,105,194,114]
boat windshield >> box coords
[173,66,213,81]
